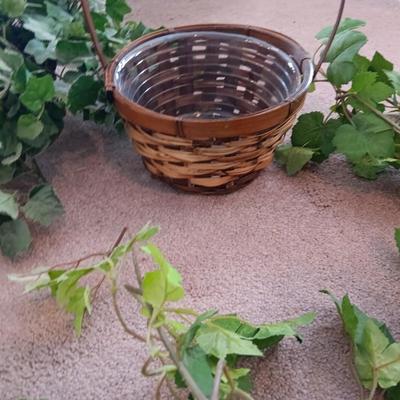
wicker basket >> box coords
[81,1,345,194]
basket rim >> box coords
[105,23,313,139]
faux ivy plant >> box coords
[323,291,400,400]
[0,0,151,257]
[276,18,400,179]
[9,224,316,399]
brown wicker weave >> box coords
[81,1,345,194]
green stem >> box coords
[367,370,378,400]
[211,358,225,400]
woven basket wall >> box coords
[106,24,313,194]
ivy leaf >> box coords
[141,244,184,309]
[0,219,31,258]
[17,114,44,141]
[0,0,26,17]
[316,18,366,40]
[24,39,57,64]
[0,165,15,184]
[355,320,400,390]
[395,229,400,253]
[333,113,395,163]
[181,346,213,397]
[20,75,55,113]
[275,145,314,176]
[0,190,18,219]
[22,184,63,227]
[291,112,325,148]
[2,142,22,165]
[196,324,262,359]
[56,40,91,64]
[352,155,388,180]
[255,312,316,342]
[106,0,131,23]
[68,76,102,113]
[325,30,367,85]
[22,15,60,41]
[351,72,394,105]
[385,71,400,94]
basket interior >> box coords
[114,31,303,120]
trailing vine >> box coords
[0,0,152,258]
[276,18,400,179]
[9,224,316,399]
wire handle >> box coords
[80,0,345,77]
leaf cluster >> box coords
[9,224,316,399]
[323,291,400,400]
[0,0,152,258]
[276,18,400,179]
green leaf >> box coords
[385,71,400,94]
[286,147,314,176]
[141,243,184,309]
[0,190,18,219]
[0,219,31,258]
[196,324,262,359]
[352,155,388,180]
[22,184,63,227]
[0,0,26,17]
[56,40,91,64]
[106,0,131,23]
[181,346,213,397]
[386,385,400,400]
[291,112,325,148]
[134,224,159,242]
[316,18,366,40]
[333,113,395,163]
[17,114,44,141]
[22,15,60,42]
[0,165,15,184]
[371,51,394,73]
[68,76,102,113]
[2,142,22,165]
[20,75,55,113]
[326,30,367,85]
[46,1,73,23]
[0,48,24,88]
[395,229,400,253]
[352,71,378,92]
[355,320,400,390]
[24,39,57,65]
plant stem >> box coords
[155,373,166,400]
[367,370,378,400]
[224,366,236,392]
[157,327,208,400]
[112,287,146,342]
[211,358,225,400]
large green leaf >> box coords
[181,346,214,397]
[333,113,395,163]
[325,30,367,85]
[24,39,57,65]
[276,145,314,176]
[355,320,400,390]
[0,190,18,219]
[56,40,91,64]
[17,114,44,141]
[316,18,366,40]
[22,14,60,41]
[20,75,55,113]
[68,76,102,113]
[106,0,131,23]
[0,218,31,258]
[196,324,262,358]
[22,184,63,227]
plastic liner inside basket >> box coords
[114,31,302,120]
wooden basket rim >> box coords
[105,23,314,139]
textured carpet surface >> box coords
[1,0,400,399]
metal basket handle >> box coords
[80,0,345,79]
